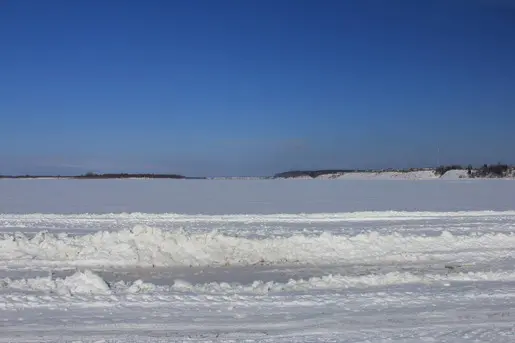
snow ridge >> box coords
[2,270,110,295]
[1,226,514,268]
[3,269,515,297]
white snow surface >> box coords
[1,179,515,342]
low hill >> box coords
[274,165,515,180]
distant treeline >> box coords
[473,164,511,177]
[77,172,185,179]
[0,173,196,179]
[0,175,47,179]
[435,164,512,178]
[274,170,357,179]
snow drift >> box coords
[1,270,110,295]
[3,269,515,297]
[1,226,515,268]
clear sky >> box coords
[1,0,514,176]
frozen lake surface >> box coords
[1,179,515,342]
[2,178,515,213]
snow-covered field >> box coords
[1,179,515,342]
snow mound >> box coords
[2,227,515,268]
[441,170,470,179]
[170,270,515,294]
[2,270,110,295]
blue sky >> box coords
[1,0,514,176]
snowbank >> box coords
[3,269,515,297]
[2,270,110,295]
[170,270,515,294]
[2,226,515,268]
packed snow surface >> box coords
[1,179,515,342]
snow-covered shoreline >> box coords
[3,166,515,181]
[279,169,515,180]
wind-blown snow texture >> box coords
[1,179,515,342]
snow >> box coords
[2,224,515,269]
[285,169,515,180]
[3,268,515,297]
[331,170,439,180]
[1,179,515,342]
[298,170,441,179]
[3,270,111,295]
[440,169,470,179]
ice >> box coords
[2,179,515,214]
[1,179,515,342]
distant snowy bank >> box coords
[317,170,441,180]
[275,165,515,180]
[2,165,514,181]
